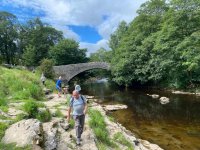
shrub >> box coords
[23,100,38,118]
[36,108,52,122]
[28,84,43,100]
[39,59,55,79]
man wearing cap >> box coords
[67,89,87,145]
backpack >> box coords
[70,95,85,107]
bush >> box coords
[28,84,43,100]
[39,59,55,79]
[36,108,51,122]
[23,100,38,118]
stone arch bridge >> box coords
[53,62,110,82]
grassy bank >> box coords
[88,109,134,150]
[0,66,55,147]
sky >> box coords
[0,0,148,56]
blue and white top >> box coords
[70,95,86,116]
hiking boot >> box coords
[76,138,81,145]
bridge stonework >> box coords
[53,62,110,82]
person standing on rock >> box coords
[67,90,87,145]
[40,73,46,86]
[56,76,62,97]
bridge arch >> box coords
[53,62,110,82]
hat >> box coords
[75,85,81,92]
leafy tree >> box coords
[49,39,88,65]
[109,0,200,88]
[90,48,112,63]
[39,59,55,79]
[0,11,19,64]
[21,18,63,66]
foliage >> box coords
[0,122,8,139]
[54,109,64,118]
[0,143,31,150]
[23,100,51,122]
[39,59,55,79]
[0,11,19,64]
[36,108,51,122]
[23,100,38,118]
[113,132,133,149]
[90,48,112,63]
[49,39,88,65]
[109,0,200,88]
[0,66,54,102]
[88,109,112,145]
[21,18,63,66]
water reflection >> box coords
[82,82,200,150]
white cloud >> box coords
[2,0,148,54]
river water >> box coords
[82,82,200,150]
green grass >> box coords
[22,100,51,122]
[88,109,114,147]
[54,109,64,118]
[0,122,9,140]
[66,94,71,106]
[0,66,54,102]
[113,132,134,150]
[69,119,75,128]
[0,143,31,150]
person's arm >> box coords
[83,103,87,115]
[67,107,71,122]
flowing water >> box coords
[82,82,200,150]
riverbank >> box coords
[0,92,164,150]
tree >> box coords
[90,48,112,62]
[21,18,63,66]
[39,59,55,79]
[49,39,88,65]
[0,11,19,64]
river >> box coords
[81,81,200,150]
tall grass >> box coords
[0,123,8,140]
[113,132,134,150]
[0,66,55,102]
[88,109,113,146]
[23,100,51,122]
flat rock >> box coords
[103,104,128,111]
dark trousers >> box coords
[73,114,85,139]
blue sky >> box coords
[0,0,147,55]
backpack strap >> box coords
[70,95,85,107]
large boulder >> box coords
[43,122,58,150]
[2,119,43,147]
